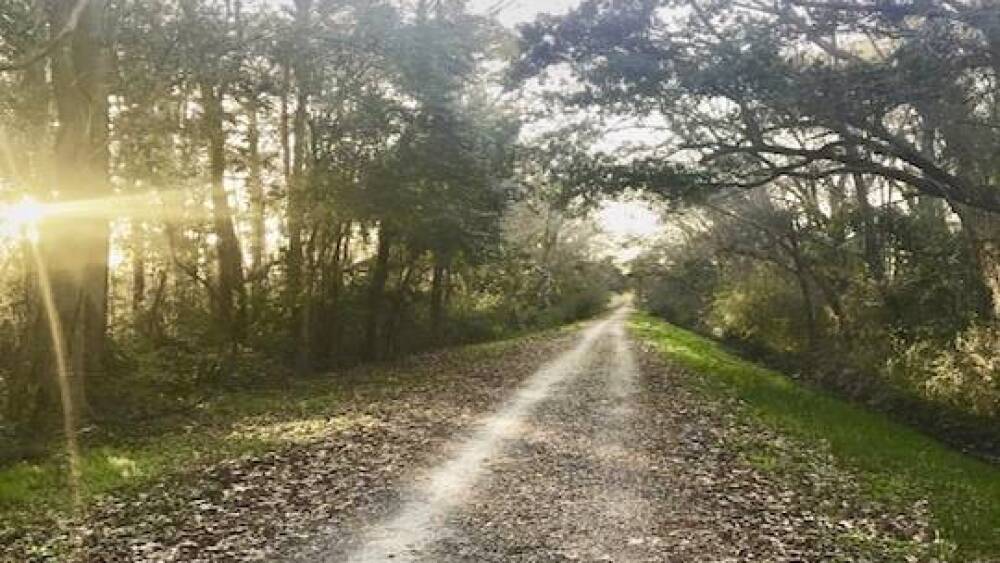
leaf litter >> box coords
[2,319,947,562]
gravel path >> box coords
[409,310,663,562]
[339,310,632,562]
[5,308,939,561]
[326,307,938,562]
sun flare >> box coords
[0,197,44,240]
[1,196,43,226]
[0,190,194,243]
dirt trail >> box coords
[365,307,668,562]
[342,309,628,562]
[331,307,935,562]
[6,309,938,562]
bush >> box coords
[633,243,719,329]
[889,325,1000,418]
[709,264,815,358]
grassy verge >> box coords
[0,378,352,520]
[631,313,1000,559]
[0,324,576,527]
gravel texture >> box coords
[3,310,941,562]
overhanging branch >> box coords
[0,0,91,73]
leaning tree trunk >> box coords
[17,0,111,436]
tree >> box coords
[513,0,1000,317]
[0,0,614,452]
[2,0,111,440]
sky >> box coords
[468,0,582,27]
[594,198,663,266]
[466,0,667,262]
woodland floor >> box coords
[1,309,976,562]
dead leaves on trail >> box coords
[632,341,949,562]
[2,329,948,562]
[2,334,571,562]
[413,334,945,562]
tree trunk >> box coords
[329,223,350,362]
[245,95,266,298]
[364,224,392,361]
[295,226,320,373]
[914,125,946,217]
[132,229,145,314]
[430,253,449,342]
[315,222,346,367]
[17,0,110,436]
[852,171,883,282]
[200,80,245,345]
[538,205,563,306]
[787,231,819,358]
[386,257,416,357]
[287,0,312,367]
[952,204,1000,319]
[146,269,168,340]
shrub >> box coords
[709,264,814,357]
[924,325,1000,417]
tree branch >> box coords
[0,0,91,73]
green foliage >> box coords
[629,188,998,450]
[632,314,1000,559]
[881,207,990,341]
[888,325,1000,419]
[631,242,718,329]
[709,264,815,357]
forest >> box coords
[0,0,623,459]
[511,0,1000,452]
[1,0,999,560]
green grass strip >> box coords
[631,313,1000,559]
